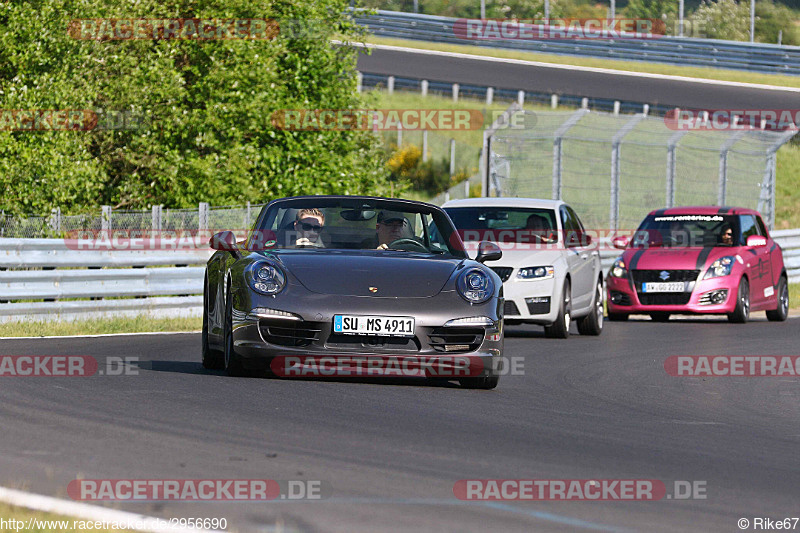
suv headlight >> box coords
[610,258,627,278]
[704,256,735,279]
[517,266,554,280]
[246,262,286,295]
[457,268,494,304]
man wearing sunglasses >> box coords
[294,208,325,248]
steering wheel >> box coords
[388,238,429,252]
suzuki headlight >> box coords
[517,266,554,280]
[246,262,286,295]
[457,268,494,304]
[610,258,627,278]
[704,256,735,279]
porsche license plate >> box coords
[333,315,415,336]
[642,282,685,293]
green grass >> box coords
[366,36,800,89]
[0,502,130,532]
[0,315,201,337]
[775,143,800,229]
[790,283,800,311]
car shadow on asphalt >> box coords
[136,360,464,388]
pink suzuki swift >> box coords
[606,207,789,323]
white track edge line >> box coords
[343,41,800,93]
[0,486,222,533]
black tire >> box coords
[459,375,499,390]
[766,276,789,322]
[544,280,571,339]
[649,312,671,322]
[607,312,629,321]
[577,278,604,335]
[727,277,750,324]
[201,278,224,370]
[223,285,247,377]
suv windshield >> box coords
[634,214,740,247]
[248,198,467,257]
[444,207,558,243]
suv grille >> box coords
[504,301,520,316]
[490,267,513,282]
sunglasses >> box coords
[300,223,322,232]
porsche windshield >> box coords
[634,214,740,247]
[249,198,467,257]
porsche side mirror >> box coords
[210,230,238,251]
[476,241,502,263]
[612,235,630,249]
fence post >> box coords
[550,94,558,109]
[718,130,746,205]
[517,90,525,106]
[552,108,589,201]
[666,131,687,208]
[101,205,112,233]
[581,97,588,109]
[397,122,403,146]
[450,138,456,177]
[422,130,429,162]
[613,101,620,115]
[151,205,162,232]
[245,201,251,230]
[387,75,395,95]
[486,87,494,105]
[452,83,459,102]
[610,114,646,230]
[49,208,61,234]
[199,202,209,232]
[421,79,428,97]
[356,72,363,93]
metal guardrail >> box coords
[0,238,212,323]
[356,10,800,75]
[0,229,798,322]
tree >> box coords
[0,0,390,215]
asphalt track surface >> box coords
[356,48,800,110]
[2,316,800,533]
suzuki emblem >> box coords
[659,271,670,280]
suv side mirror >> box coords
[476,241,502,263]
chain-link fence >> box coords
[485,108,797,230]
[0,203,266,239]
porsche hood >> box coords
[266,251,463,298]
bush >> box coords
[689,0,750,41]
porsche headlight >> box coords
[517,266,554,280]
[610,258,627,278]
[246,262,286,295]
[704,256,735,279]
[457,268,494,304]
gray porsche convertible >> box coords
[202,196,505,389]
